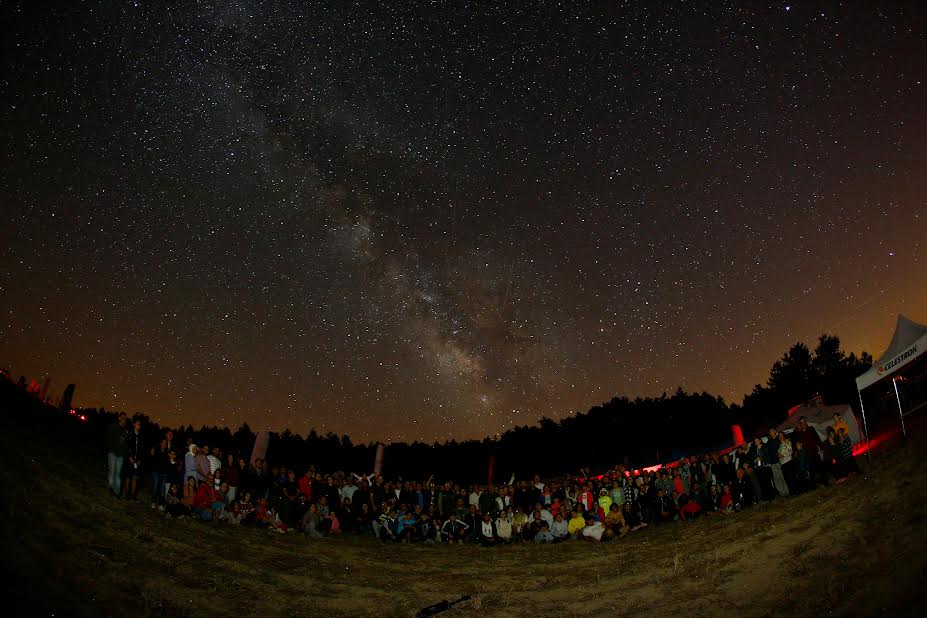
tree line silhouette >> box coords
[61,334,870,484]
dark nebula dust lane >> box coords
[1,1,926,442]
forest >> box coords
[74,334,871,483]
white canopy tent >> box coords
[855,314,927,442]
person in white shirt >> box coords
[477,512,498,546]
[340,480,357,504]
[582,516,605,542]
[495,514,512,543]
[539,506,554,528]
[207,447,221,476]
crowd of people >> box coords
[104,410,861,545]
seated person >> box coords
[654,488,677,523]
[534,520,554,543]
[302,503,324,538]
[164,483,190,518]
[511,507,529,540]
[193,474,224,521]
[377,509,400,542]
[719,484,734,514]
[603,503,630,539]
[568,510,586,539]
[495,513,513,543]
[550,512,569,542]
[233,492,256,525]
[440,513,468,544]
[397,511,417,543]
[478,512,499,546]
[677,494,702,521]
[525,510,545,540]
[581,516,605,542]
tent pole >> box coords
[892,377,907,437]
[857,387,872,465]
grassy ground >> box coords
[2,399,926,616]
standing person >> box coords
[105,413,129,496]
[778,433,795,492]
[792,441,812,493]
[164,449,183,501]
[184,444,198,485]
[163,429,176,455]
[744,463,765,504]
[837,428,860,475]
[223,453,240,503]
[795,417,824,485]
[149,439,169,508]
[236,457,253,497]
[195,446,211,484]
[823,428,844,481]
[208,447,222,478]
[124,417,144,500]
[831,413,850,438]
[765,430,790,497]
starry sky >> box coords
[2,1,926,443]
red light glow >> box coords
[731,424,745,446]
[853,429,898,457]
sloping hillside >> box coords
[1,384,925,617]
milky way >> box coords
[2,1,926,442]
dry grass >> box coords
[2,416,927,617]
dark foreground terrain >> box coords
[2,387,926,617]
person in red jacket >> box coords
[576,484,595,513]
[298,470,313,501]
[678,495,702,521]
[194,473,224,521]
[719,484,734,514]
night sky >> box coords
[2,2,925,443]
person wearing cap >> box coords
[597,488,613,515]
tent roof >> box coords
[873,315,927,366]
[856,314,927,391]
[777,403,853,432]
